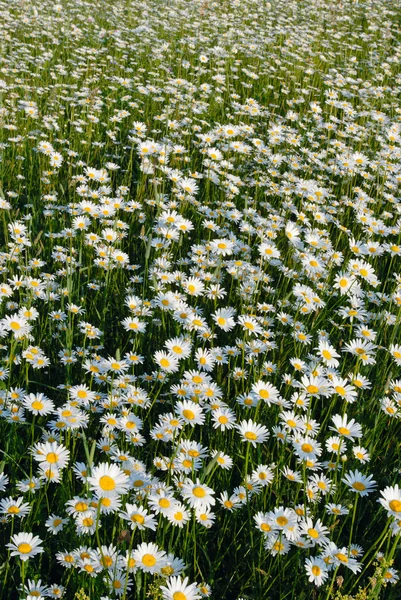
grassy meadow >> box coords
[0,0,401,598]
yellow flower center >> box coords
[389,500,401,512]
[46,452,58,464]
[142,554,156,567]
[84,564,94,572]
[335,553,348,563]
[31,400,44,410]
[102,556,113,567]
[183,409,195,420]
[18,543,32,554]
[131,514,145,524]
[308,528,319,539]
[193,486,206,498]
[99,475,116,491]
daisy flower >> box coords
[22,580,49,599]
[209,238,235,256]
[293,437,322,461]
[105,569,131,596]
[251,380,281,405]
[211,450,233,470]
[331,414,362,440]
[45,514,68,535]
[265,534,291,556]
[7,532,44,561]
[0,473,9,492]
[160,576,201,600]
[330,376,358,403]
[160,553,187,577]
[299,517,329,546]
[195,507,215,528]
[195,348,216,372]
[88,463,130,498]
[119,503,157,531]
[75,511,97,535]
[2,314,31,338]
[251,465,274,486]
[353,446,370,463]
[183,277,205,297]
[342,470,377,496]
[22,393,55,415]
[211,408,236,431]
[254,511,273,535]
[166,503,191,528]
[32,442,70,470]
[378,485,401,517]
[237,315,263,335]
[154,351,180,373]
[176,400,205,426]
[382,568,399,584]
[299,374,332,398]
[269,506,298,532]
[212,308,236,331]
[181,478,215,510]
[133,542,167,574]
[304,557,329,586]
[325,503,349,516]
[325,542,362,573]
[237,419,269,447]
[165,337,192,359]
[317,341,340,367]
[0,496,31,519]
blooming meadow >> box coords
[0,0,401,598]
